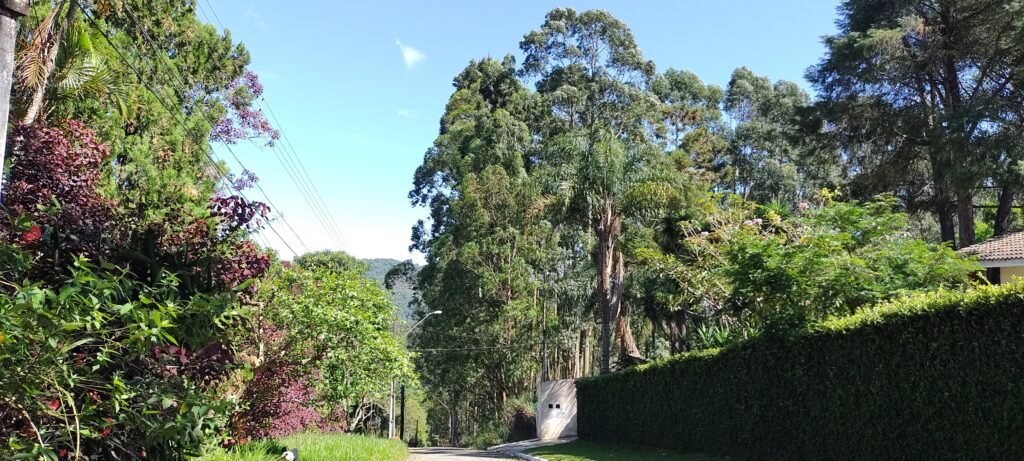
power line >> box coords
[76,3,302,257]
[90,1,348,258]
[252,229,274,248]
[221,147,313,253]
[115,4,314,255]
[410,343,543,353]
[200,0,226,30]
[257,103,347,248]
[195,0,352,251]
[246,130,347,250]
[260,100,352,250]
[254,105,347,250]
[192,2,347,251]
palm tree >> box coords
[17,1,123,124]
[549,129,689,372]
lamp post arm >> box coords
[405,311,441,339]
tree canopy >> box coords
[406,6,990,447]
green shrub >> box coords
[0,255,240,460]
[504,395,537,443]
[463,422,508,449]
[577,283,1024,460]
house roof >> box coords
[959,231,1024,262]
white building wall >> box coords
[1001,266,1024,284]
[536,379,577,440]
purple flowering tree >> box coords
[210,71,281,146]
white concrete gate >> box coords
[536,379,577,440]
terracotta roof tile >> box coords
[959,231,1024,261]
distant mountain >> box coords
[363,258,400,282]
[361,258,419,321]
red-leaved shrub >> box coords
[231,325,347,439]
[2,121,115,270]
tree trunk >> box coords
[994,186,1015,236]
[585,325,593,376]
[448,402,454,447]
[596,204,616,375]
[572,329,583,378]
[957,186,976,248]
[540,294,548,382]
[612,248,642,361]
[665,312,689,355]
[450,391,459,447]
[938,6,977,249]
[22,1,77,125]
[495,369,508,410]
[596,199,644,373]
[614,309,640,360]
[935,182,956,245]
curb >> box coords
[509,452,547,461]
[487,436,574,461]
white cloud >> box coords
[395,39,426,69]
[255,70,280,81]
[243,9,271,31]
[396,109,417,119]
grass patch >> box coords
[528,441,727,461]
[199,433,407,461]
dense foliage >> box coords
[576,283,1024,460]
[809,0,1024,247]
[4,0,1022,455]
[233,259,412,439]
[406,6,992,446]
[0,253,241,460]
[3,121,114,274]
[631,193,979,347]
[1,2,409,459]
[362,258,419,321]
[0,117,267,459]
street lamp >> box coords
[389,310,442,440]
[407,310,443,338]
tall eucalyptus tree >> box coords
[725,67,841,204]
[408,57,550,445]
[650,68,729,188]
[520,8,696,372]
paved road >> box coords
[410,447,514,460]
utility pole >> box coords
[398,384,406,440]
[388,318,397,439]
[388,377,396,438]
[0,0,28,198]
[392,310,441,441]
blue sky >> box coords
[206,0,841,262]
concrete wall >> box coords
[1002,266,1024,284]
[536,379,577,440]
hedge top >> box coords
[582,281,1021,382]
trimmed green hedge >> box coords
[577,283,1024,460]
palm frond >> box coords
[16,5,63,90]
[38,11,130,122]
[53,17,92,76]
